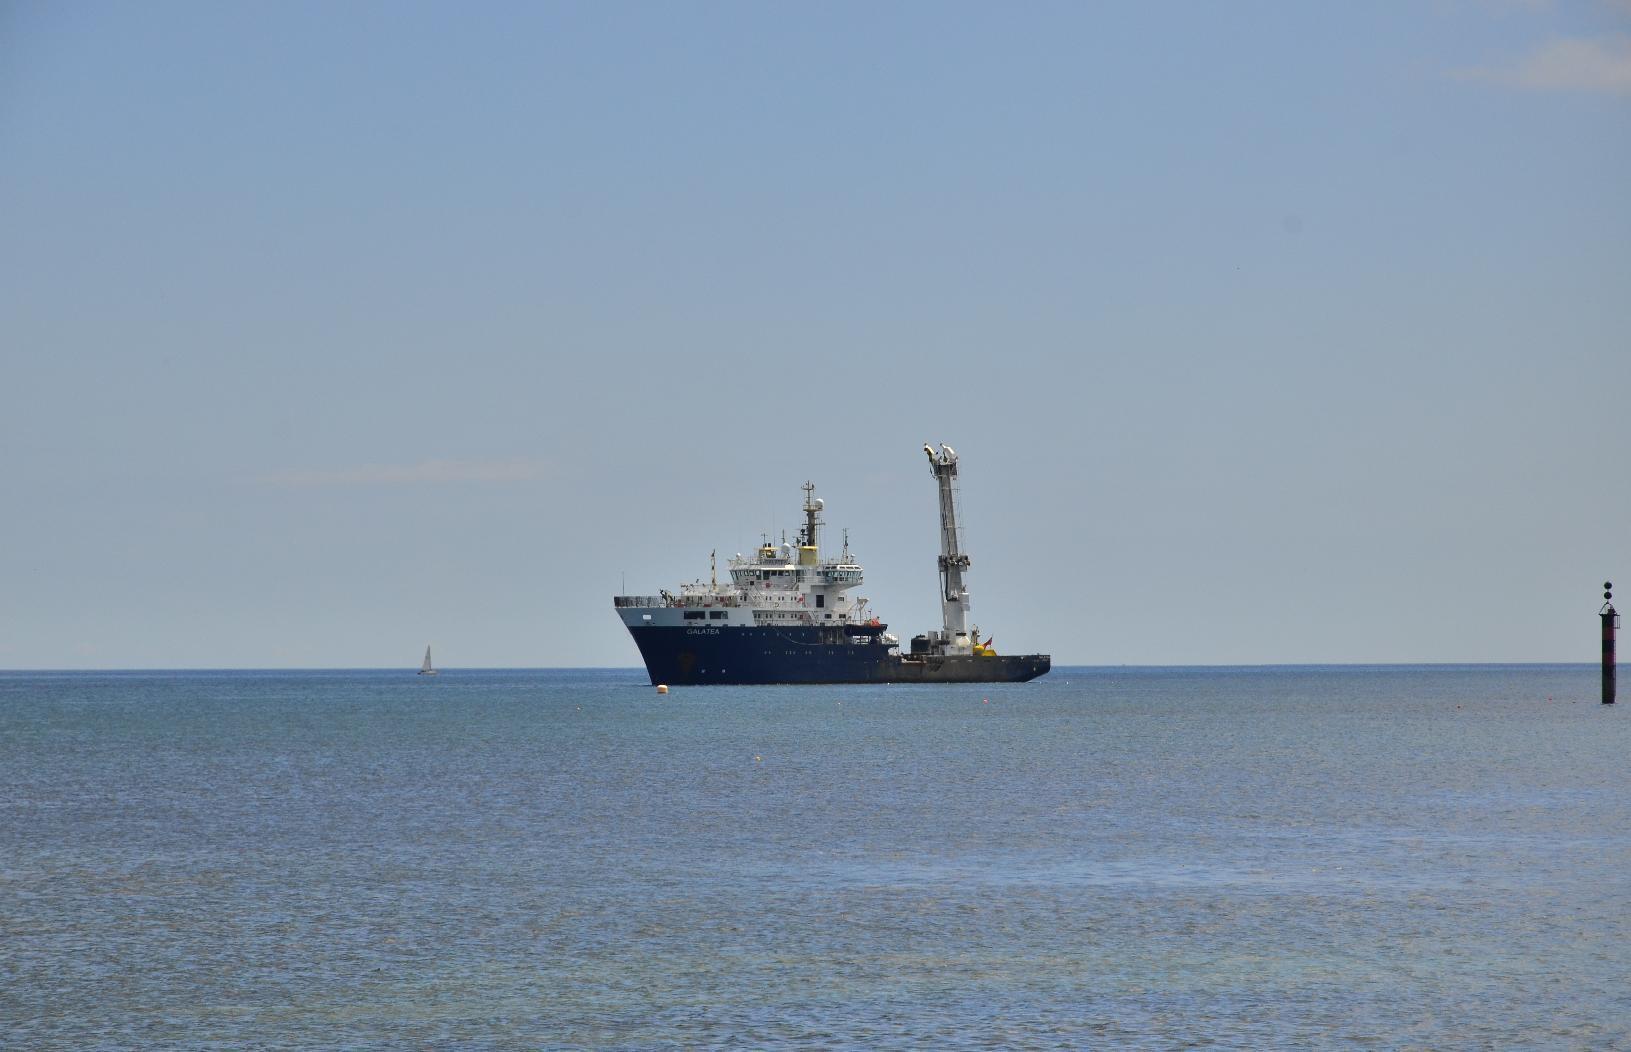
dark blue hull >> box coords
[626,624,1050,685]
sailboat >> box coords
[418,645,438,676]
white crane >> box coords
[924,443,973,653]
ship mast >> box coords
[924,444,971,647]
[801,481,822,552]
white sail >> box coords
[419,646,436,675]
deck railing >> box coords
[614,594,744,609]
[612,595,668,608]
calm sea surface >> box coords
[2,666,1627,1049]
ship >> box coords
[612,444,1051,685]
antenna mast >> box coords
[801,481,822,551]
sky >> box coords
[2,1,1628,668]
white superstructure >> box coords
[612,482,898,648]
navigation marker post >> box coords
[1604,582,1618,705]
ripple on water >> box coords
[1,666,1627,1047]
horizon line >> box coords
[0,662,1602,674]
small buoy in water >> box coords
[754,755,762,763]
[983,698,989,704]
[656,684,669,695]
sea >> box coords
[2,665,1627,1049]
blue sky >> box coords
[2,1,1627,668]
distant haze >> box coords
[2,2,1626,668]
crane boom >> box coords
[924,443,972,650]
